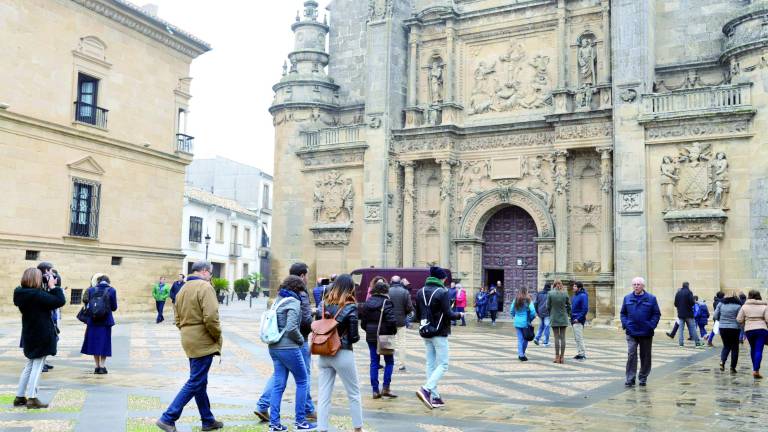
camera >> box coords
[320,278,330,286]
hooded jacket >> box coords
[571,288,589,324]
[387,282,413,328]
[737,299,768,332]
[14,286,66,359]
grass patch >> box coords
[0,390,85,413]
[128,395,164,411]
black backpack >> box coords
[88,286,110,322]
[418,288,444,339]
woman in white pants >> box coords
[13,268,66,408]
[315,274,364,432]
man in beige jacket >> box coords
[157,261,223,432]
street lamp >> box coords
[204,233,211,261]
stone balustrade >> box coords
[301,125,364,149]
[639,83,753,121]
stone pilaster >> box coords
[554,150,569,273]
[437,159,455,268]
[556,0,567,89]
[598,146,613,275]
[407,28,419,107]
[402,161,415,267]
[600,0,611,84]
[445,21,455,103]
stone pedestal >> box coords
[404,107,424,128]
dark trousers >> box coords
[625,335,653,384]
[161,354,215,426]
[720,328,740,369]
[746,329,768,372]
[367,341,393,393]
[489,310,498,323]
[156,301,165,323]
[453,307,466,326]
[697,322,707,337]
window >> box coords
[243,263,249,278]
[189,216,203,243]
[216,221,224,243]
[70,289,84,305]
[244,227,251,247]
[262,184,270,209]
[25,250,40,261]
[69,178,100,238]
[75,73,106,127]
[261,223,270,248]
[111,256,122,266]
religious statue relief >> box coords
[428,58,444,105]
[458,160,491,209]
[313,170,355,223]
[522,156,552,210]
[468,61,496,115]
[577,37,597,108]
[660,142,730,211]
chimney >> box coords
[141,3,159,16]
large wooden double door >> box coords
[482,206,539,311]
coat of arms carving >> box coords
[313,170,354,223]
[660,142,729,211]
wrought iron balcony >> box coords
[229,242,242,258]
[639,83,753,121]
[176,133,195,154]
[74,101,108,128]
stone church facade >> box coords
[270,0,768,322]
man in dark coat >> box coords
[169,274,185,304]
[415,267,462,410]
[388,276,413,371]
[620,277,661,387]
[673,282,701,347]
[571,282,589,360]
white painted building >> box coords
[181,187,262,288]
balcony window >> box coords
[75,73,108,128]
[189,216,203,243]
[69,178,100,238]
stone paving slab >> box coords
[0,301,766,431]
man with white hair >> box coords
[620,277,661,387]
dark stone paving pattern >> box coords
[0,300,766,431]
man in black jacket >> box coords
[389,276,414,371]
[414,267,462,410]
[673,282,702,347]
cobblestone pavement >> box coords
[1,300,767,431]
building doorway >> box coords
[484,268,505,311]
[482,206,539,311]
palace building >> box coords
[270,0,768,321]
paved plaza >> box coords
[1,300,767,432]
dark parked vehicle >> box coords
[350,267,453,306]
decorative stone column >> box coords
[556,0,567,89]
[437,159,455,268]
[553,151,569,273]
[598,147,613,274]
[445,22,455,103]
[402,161,416,267]
[407,29,419,107]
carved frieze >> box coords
[310,223,353,246]
[659,142,730,211]
[663,209,727,240]
[645,119,751,143]
[300,149,365,170]
[460,188,555,239]
[574,261,601,274]
[521,155,553,210]
[313,170,354,223]
[555,123,612,141]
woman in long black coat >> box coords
[13,268,66,409]
[360,281,398,399]
[81,274,118,374]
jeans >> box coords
[317,350,363,431]
[423,336,449,398]
[679,318,700,345]
[573,322,586,356]
[161,355,216,427]
[746,329,768,372]
[454,307,466,325]
[720,328,740,369]
[268,347,308,426]
[17,356,46,398]
[156,301,165,322]
[515,327,529,357]
[535,316,551,344]
[367,341,393,392]
[625,335,653,384]
[257,342,315,415]
[697,322,707,337]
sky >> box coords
[147,0,332,175]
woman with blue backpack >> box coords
[80,274,118,375]
[510,287,536,361]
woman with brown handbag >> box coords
[315,274,364,432]
[360,281,398,399]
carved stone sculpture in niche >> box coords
[458,160,491,209]
[577,36,597,108]
[313,170,355,223]
[368,0,392,22]
[660,142,730,211]
[552,152,569,196]
[522,156,552,210]
[468,41,552,116]
[429,57,444,105]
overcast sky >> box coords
[148,0,332,175]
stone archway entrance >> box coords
[482,206,539,312]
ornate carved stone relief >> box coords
[663,209,727,240]
[619,190,643,215]
[459,188,555,239]
[367,0,393,22]
[521,155,553,210]
[574,261,601,274]
[364,202,382,222]
[467,41,553,116]
[576,34,598,108]
[310,224,353,246]
[417,210,440,234]
[457,160,492,211]
[659,142,730,211]
[645,119,751,142]
[299,150,365,171]
[312,170,355,223]
[555,123,612,141]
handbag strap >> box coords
[376,299,387,338]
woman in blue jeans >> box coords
[267,276,316,431]
[360,281,398,398]
[510,287,536,361]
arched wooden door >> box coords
[482,206,539,311]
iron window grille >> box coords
[70,289,84,305]
[69,178,100,238]
[189,216,203,243]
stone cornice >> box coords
[71,0,211,58]
[0,236,186,260]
